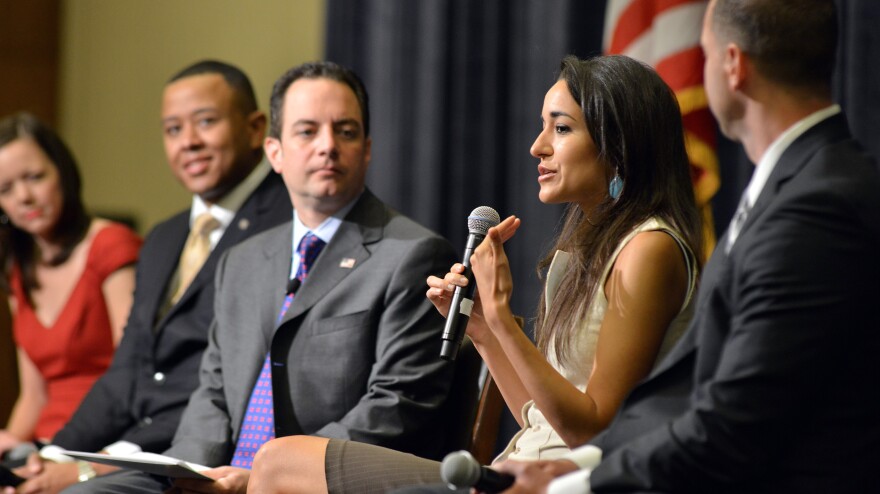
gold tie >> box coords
[172,212,221,303]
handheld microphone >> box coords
[440,206,500,361]
[440,450,514,493]
[285,278,301,296]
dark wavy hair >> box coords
[535,55,703,364]
[0,113,91,301]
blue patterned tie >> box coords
[230,232,326,468]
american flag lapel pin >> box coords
[339,258,356,269]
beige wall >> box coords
[58,0,325,233]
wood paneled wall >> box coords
[0,0,60,124]
[0,0,60,426]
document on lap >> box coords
[62,450,211,480]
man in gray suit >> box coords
[423,0,880,492]
[68,61,457,494]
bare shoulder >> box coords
[79,217,109,244]
[92,217,112,227]
[609,230,688,302]
[88,217,137,243]
[615,230,686,275]
[89,217,114,236]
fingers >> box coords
[473,223,515,269]
[426,266,469,292]
[495,459,579,480]
[426,275,446,294]
[25,452,43,474]
[493,459,528,476]
[493,215,521,243]
[474,216,520,260]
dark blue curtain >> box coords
[325,0,607,321]
[324,0,880,454]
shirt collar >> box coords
[744,104,841,209]
[289,191,363,276]
[189,160,271,231]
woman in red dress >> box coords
[0,113,142,457]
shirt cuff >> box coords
[102,441,142,456]
[38,445,74,463]
[564,444,602,469]
[548,468,592,494]
[39,440,142,463]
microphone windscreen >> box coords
[467,206,500,236]
[440,450,481,487]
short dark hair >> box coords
[168,59,259,114]
[0,112,91,298]
[712,0,837,95]
[268,61,370,139]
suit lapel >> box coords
[731,114,850,250]
[162,174,283,319]
[145,214,189,329]
[276,191,384,328]
[254,223,295,340]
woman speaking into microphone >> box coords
[248,54,703,494]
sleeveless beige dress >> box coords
[496,217,698,462]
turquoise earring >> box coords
[609,173,623,199]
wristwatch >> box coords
[76,460,97,482]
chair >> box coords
[467,371,504,465]
[435,336,507,465]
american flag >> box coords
[604,0,720,255]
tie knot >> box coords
[296,232,326,280]
[193,212,220,236]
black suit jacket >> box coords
[53,172,291,453]
[590,114,880,493]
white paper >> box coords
[62,450,211,480]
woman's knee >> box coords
[250,436,330,493]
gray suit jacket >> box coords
[166,189,458,465]
[590,114,880,493]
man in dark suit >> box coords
[11,61,291,491]
[465,0,880,492]
[65,61,457,494]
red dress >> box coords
[10,222,142,441]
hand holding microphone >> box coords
[437,206,500,361]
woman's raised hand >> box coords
[426,215,520,342]
[469,215,521,327]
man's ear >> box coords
[247,111,268,149]
[725,42,748,91]
[264,137,283,174]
